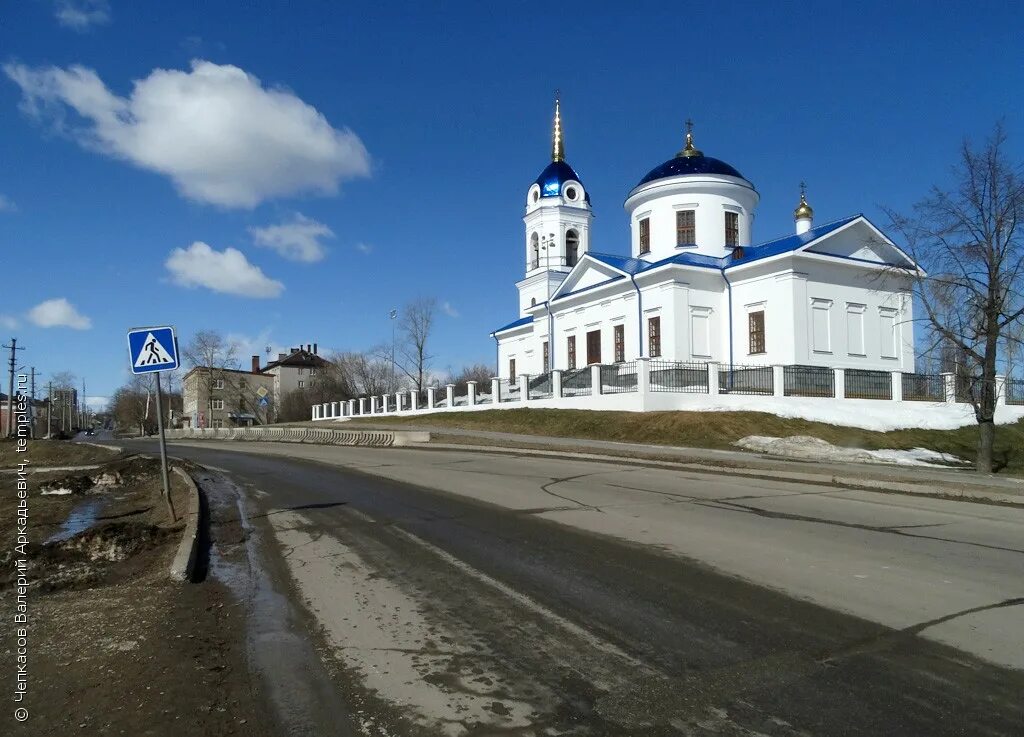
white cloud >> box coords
[27,298,92,329]
[441,301,459,318]
[4,59,371,208]
[54,0,111,31]
[85,395,109,411]
[166,242,284,298]
[0,195,16,212]
[355,242,373,254]
[249,213,333,262]
[0,314,18,329]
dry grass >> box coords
[0,438,120,468]
[347,409,1024,475]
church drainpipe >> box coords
[492,334,500,377]
[545,300,555,372]
[629,273,644,357]
[721,266,734,390]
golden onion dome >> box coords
[794,183,813,220]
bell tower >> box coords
[517,95,594,316]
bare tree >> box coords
[445,363,493,396]
[886,124,1024,473]
[182,329,240,426]
[337,350,399,396]
[50,370,76,432]
[394,297,437,393]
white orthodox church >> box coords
[491,100,920,379]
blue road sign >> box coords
[127,326,179,374]
[259,396,269,407]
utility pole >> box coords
[3,338,25,438]
[46,381,52,438]
[29,367,36,439]
[82,378,87,430]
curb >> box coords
[169,466,202,582]
[423,442,1024,507]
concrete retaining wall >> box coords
[164,426,430,447]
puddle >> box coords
[46,498,108,544]
[200,471,358,736]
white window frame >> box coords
[690,306,712,359]
[846,303,866,356]
[879,307,899,359]
[212,378,224,390]
[297,380,305,389]
[811,298,833,354]
[211,399,225,410]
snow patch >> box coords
[41,487,74,496]
[735,435,969,467]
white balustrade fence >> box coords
[310,361,1024,432]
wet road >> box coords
[124,439,1024,736]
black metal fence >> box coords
[649,360,708,393]
[845,369,892,400]
[901,373,945,402]
[601,362,639,393]
[528,372,553,400]
[500,379,519,403]
[784,365,835,397]
[475,383,493,404]
[433,387,449,408]
[1007,378,1024,406]
[561,367,592,397]
[719,364,773,395]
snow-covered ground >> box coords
[734,435,969,468]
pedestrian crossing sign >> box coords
[127,326,179,374]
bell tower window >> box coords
[566,230,579,267]
[530,232,539,270]
[676,210,695,246]
[639,217,651,254]
[725,211,739,247]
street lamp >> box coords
[389,308,398,391]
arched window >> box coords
[530,232,539,269]
[566,230,579,267]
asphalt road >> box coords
[122,439,1024,736]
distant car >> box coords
[85,428,95,436]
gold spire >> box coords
[677,118,703,158]
[551,91,564,162]
[794,181,814,220]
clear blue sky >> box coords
[1,1,1022,407]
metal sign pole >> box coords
[154,372,176,522]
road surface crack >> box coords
[692,499,1024,556]
[821,597,1024,664]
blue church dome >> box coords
[635,153,746,188]
[634,124,749,190]
[534,160,590,202]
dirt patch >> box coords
[0,454,269,737]
[0,438,121,469]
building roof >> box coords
[635,152,747,189]
[533,160,590,202]
[491,315,534,336]
[492,214,909,333]
[261,349,331,371]
[586,214,865,279]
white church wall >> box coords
[799,261,915,372]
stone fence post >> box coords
[446,383,455,408]
[467,381,477,406]
[590,364,603,395]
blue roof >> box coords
[491,315,533,335]
[494,214,878,325]
[592,214,862,275]
[534,160,590,202]
[635,153,747,189]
